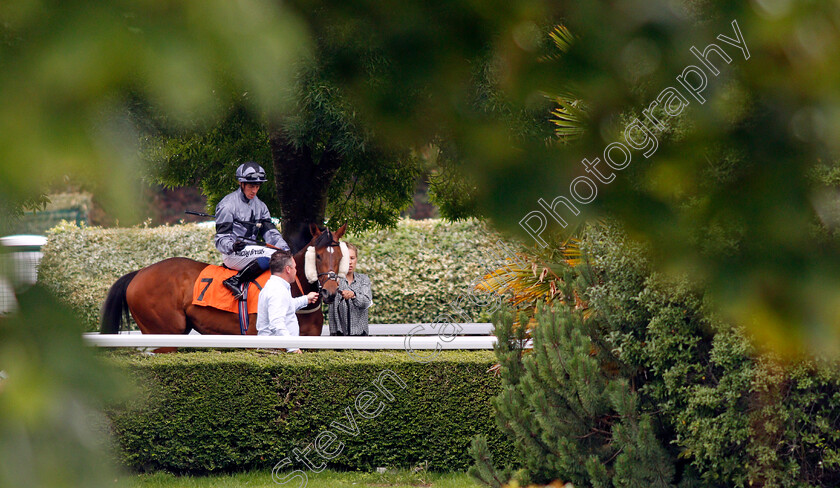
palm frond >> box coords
[561,238,583,267]
[539,25,576,62]
[551,96,587,143]
[473,225,609,334]
[477,263,566,308]
[549,25,575,54]
[476,245,581,308]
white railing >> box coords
[86,323,494,336]
[82,335,496,349]
[82,323,498,349]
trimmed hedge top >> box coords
[106,349,497,368]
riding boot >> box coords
[223,260,265,301]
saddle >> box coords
[192,264,271,314]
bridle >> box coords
[315,241,343,289]
[296,239,348,312]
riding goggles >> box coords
[241,171,265,182]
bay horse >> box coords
[100,224,347,336]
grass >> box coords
[119,469,483,488]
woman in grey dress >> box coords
[328,243,372,336]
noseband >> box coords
[317,270,340,288]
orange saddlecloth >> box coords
[191,264,271,314]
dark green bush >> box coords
[105,350,513,474]
[40,219,514,331]
[472,225,840,487]
[578,225,840,487]
[472,305,674,487]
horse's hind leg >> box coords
[128,313,183,353]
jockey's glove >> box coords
[232,240,247,252]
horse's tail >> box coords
[100,270,139,334]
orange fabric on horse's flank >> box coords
[192,265,271,314]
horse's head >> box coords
[303,223,348,304]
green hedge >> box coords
[39,219,515,331]
[105,350,513,474]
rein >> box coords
[296,240,346,315]
[293,273,322,315]
[255,235,347,315]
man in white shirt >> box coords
[256,251,318,353]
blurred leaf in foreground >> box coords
[464,2,840,356]
[0,286,132,488]
[0,0,310,224]
[0,0,311,485]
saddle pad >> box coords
[192,265,271,314]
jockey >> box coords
[215,162,290,300]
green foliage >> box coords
[428,155,484,221]
[357,219,511,325]
[144,81,421,231]
[579,225,747,485]
[745,358,840,486]
[39,221,219,330]
[0,194,50,235]
[141,2,568,232]
[468,435,510,488]
[105,350,512,473]
[486,306,674,487]
[0,286,131,488]
[458,2,840,354]
[475,223,840,487]
[6,192,91,235]
[580,225,840,486]
[144,106,275,215]
[38,219,516,330]
[286,62,423,230]
[325,149,421,232]
[281,0,555,149]
[0,0,310,224]
[0,1,313,485]
[11,0,840,483]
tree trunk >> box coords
[268,122,343,252]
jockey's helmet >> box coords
[235,162,267,183]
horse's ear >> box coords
[334,223,347,240]
[309,223,321,238]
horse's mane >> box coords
[313,229,334,247]
[286,223,334,254]
[287,223,314,254]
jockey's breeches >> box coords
[222,245,276,271]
